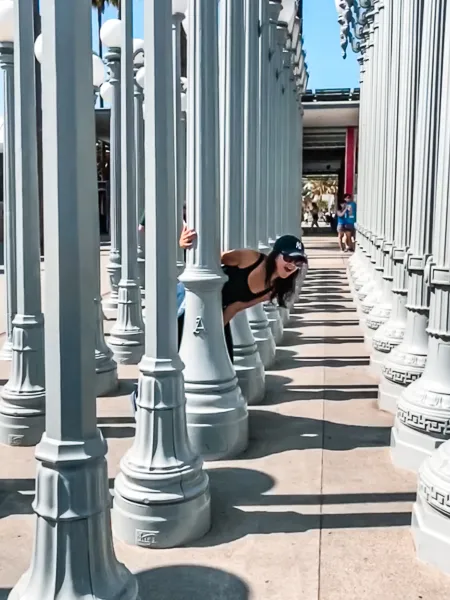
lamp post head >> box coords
[99,81,113,104]
[136,66,145,90]
[172,0,188,18]
[0,0,14,44]
[92,53,106,89]
[100,18,122,50]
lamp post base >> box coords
[108,281,145,365]
[412,440,450,576]
[391,418,443,473]
[9,439,138,600]
[247,304,276,368]
[231,311,265,405]
[113,482,211,549]
[264,302,283,345]
[186,391,249,461]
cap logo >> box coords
[296,241,302,250]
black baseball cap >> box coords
[272,235,307,260]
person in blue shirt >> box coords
[336,200,350,252]
[344,194,356,251]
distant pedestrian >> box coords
[344,194,356,251]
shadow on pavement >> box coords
[271,356,370,370]
[288,319,360,328]
[137,565,250,600]
[241,410,390,459]
[264,382,379,405]
[189,467,413,548]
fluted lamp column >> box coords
[0,2,16,363]
[173,0,187,275]
[35,39,119,397]
[108,2,145,365]
[410,3,450,576]
[112,0,211,549]
[381,0,442,418]
[391,0,450,474]
[134,49,146,293]
[376,0,423,408]
[179,0,248,461]
[263,0,284,345]
[219,0,265,406]
[244,0,276,368]
[9,1,139,597]
[100,19,122,315]
[246,0,277,369]
[366,0,402,359]
[0,0,45,447]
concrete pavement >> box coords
[0,237,449,599]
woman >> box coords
[336,200,350,252]
[177,234,308,362]
[131,234,307,414]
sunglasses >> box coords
[281,252,307,267]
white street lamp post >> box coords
[9,2,138,597]
[0,0,45,447]
[0,0,16,362]
[100,18,122,315]
[107,5,145,365]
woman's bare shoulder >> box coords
[238,249,263,268]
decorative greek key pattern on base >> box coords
[366,318,382,331]
[382,365,420,385]
[373,338,396,352]
[397,407,450,436]
[419,479,450,517]
[136,529,159,547]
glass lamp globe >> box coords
[133,38,144,53]
[34,33,43,63]
[100,81,113,104]
[279,0,296,25]
[92,54,106,88]
[100,18,122,49]
[172,0,188,16]
[136,66,145,89]
[0,0,14,43]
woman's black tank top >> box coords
[221,253,272,309]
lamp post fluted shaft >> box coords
[102,50,122,314]
[173,12,185,275]
[8,1,138,598]
[263,0,284,345]
[377,0,423,412]
[411,1,450,573]
[390,0,446,472]
[112,0,211,549]
[108,0,145,364]
[245,0,277,369]
[0,42,16,362]
[135,62,145,291]
[360,0,391,330]
[257,0,270,255]
[0,0,45,447]
[219,0,265,406]
[179,0,248,461]
[368,0,403,360]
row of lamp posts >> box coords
[0,0,308,597]
[341,0,450,576]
